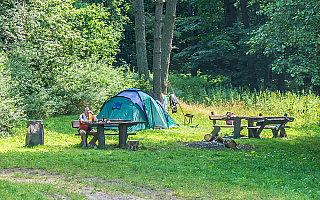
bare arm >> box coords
[92,114,98,122]
[89,111,98,122]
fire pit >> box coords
[175,140,257,151]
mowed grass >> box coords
[0,102,320,199]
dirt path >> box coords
[0,168,177,200]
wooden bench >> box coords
[72,120,136,139]
[212,124,290,138]
[74,132,137,136]
[211,125,248,136]
[249,116,293,138]
[213,125,248,128]
[209,111,294,138]
[72,120,136,135]
[247,125,290,138]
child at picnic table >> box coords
[79,107,98,147]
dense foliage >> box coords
[0,0,142,122]
[117,0,320,92]
[0,55,25,135]
[248,0,320,86]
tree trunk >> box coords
[153,0,163,100]
[240,0,257,90]
[161,0,177,94]
[188,4,198,77]
[247,56,258,91]
[240,0,249,28]
[278,73,285,93]
[134,0,150,82]
[188,3,197,46]
[224,0,237,27]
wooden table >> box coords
[209,113,294,139]
[81,120,146,148]
[247,116,294,138]
[209,115,249,139]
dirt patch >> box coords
[0,168,179,200]
[175,140,257,151]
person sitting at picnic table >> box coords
[79,107,98,147]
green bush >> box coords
[0,57,25,135]
[15,58,149,118]
[54,59,143,115]
[1,0,139,118]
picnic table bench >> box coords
[72,119,136,135]
[209,112,294,139]
[72,119,145,148]
[246,116,293,138]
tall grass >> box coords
[169,75,320,127]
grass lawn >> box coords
[0,110,320,199]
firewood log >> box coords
[215,136,224,143]
[223,138,237,149]
[204,134,213,141]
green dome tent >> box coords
[96,88,179,131]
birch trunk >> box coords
[161,0,177,94]
[134,0,150,82]
[153,0,163,100]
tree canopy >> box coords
[0,0,145,122]
[248,0,320,86]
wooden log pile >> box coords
[204,134,237,149]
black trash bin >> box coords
[26,120,44,147]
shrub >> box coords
[54,59,143,115]
[1,0,136,118]
[0,56,25,136]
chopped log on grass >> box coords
[127,140,139,151]
[204,135,237,149]
[204,134,213,141]
[215,136,224,143]
[215,136,237,149]
[223,138,237,149]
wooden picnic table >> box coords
[80,120,146,148]
[246,116,294,138]
[209,112,294,139]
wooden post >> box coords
[210,111,216,125]
[233,117,241,139]
[211,126,220,136]
[272,129,279,138]
[97,124,105,148]
[118,124,128,148]
[280,128,287,137]
[247,118,255,138]
[256,122,266,139]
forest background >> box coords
[0,0,320,134]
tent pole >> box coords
[167,80,189,124]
